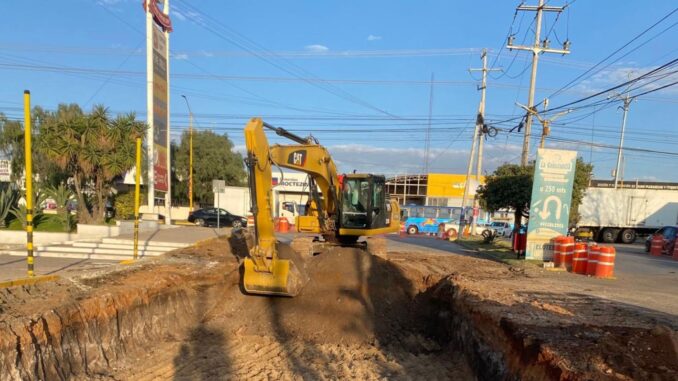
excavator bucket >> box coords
[242,243,309,297]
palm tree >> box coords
[39,104,146,224]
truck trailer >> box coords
[576,180,678,243]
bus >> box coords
[400,205,463,235]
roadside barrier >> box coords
[586,245,599,276]
[595,246,616,278]
[278,218,290,233]
[572,242,588,274]
[650,234,663,256]
[562,236,574,270]
[553,236,574,270]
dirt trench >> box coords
[1,236,676,380]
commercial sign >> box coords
[526,149,577,260]
[272,172,314,193]
[590,179,678,191]
[0,160,10,182]
[426,173,485,198]
[152,23,169,192]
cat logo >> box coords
[287,150,307,167]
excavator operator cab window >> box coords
[340,176,389,229]
[341,178,369,228]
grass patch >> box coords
[456,236,543,267]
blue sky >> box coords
[0,0,676,181]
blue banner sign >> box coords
[526,149,577,260]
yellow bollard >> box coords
[134,137,142,260]
[23,90,34,277]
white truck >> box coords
[576,180,678,243]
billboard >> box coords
[152,23,168,192]
[526,149,577,260]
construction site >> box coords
[1,230,677,380]
[1,1,678,380]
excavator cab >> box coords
[339,174,389,230]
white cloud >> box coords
[575,65,678,95]
[200,50,214,58]
[173,53,189,60]
[326,143,522,175]
[171,9,186,21]
[304,44,330,53]
[367,34,382,41]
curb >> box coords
[0,275,60,288]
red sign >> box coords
[473,207,479,217]
[142,0,173,32]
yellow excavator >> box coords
[241,118,401,296]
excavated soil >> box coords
[0,234,677,380]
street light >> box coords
[180,95,194,211]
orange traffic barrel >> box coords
[572,242,588,274]
[650,234,663,256]
[247,214,255,230]
[586,244,599,276]
[595,246,616,278]
[552,236,565,268]
[561,236,575,270]
[278,217,290,233]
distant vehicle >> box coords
[401,205,462,235]
[188,208,247,228]
[489,221,513,237]
[576,181,678,244]
[440,220,491,239]
[644,226,677,254]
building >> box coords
[385,173,484,207]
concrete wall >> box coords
[0,221,161,245]
[139,205,192,220]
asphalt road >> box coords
[612,242,678,278]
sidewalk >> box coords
[0,226,231,282]
[114,226,231,244]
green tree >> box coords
[477,158,594,231]
[38,104,146,224]
[0,110,69,187]
[172,130,246,206]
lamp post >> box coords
[180,95,194,210]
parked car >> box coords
[644,226,677,254]
[489,221,514,237]
[188,208,247,228]
[439,220,491,239]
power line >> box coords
[547,6,678,99]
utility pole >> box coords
[614,94,632,189]
[181,95,194,210]
[424,73,434,174]
[467,49,501,235]
[508,0,570,166]
[516,98,572,149]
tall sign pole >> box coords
[144,0,173,222]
